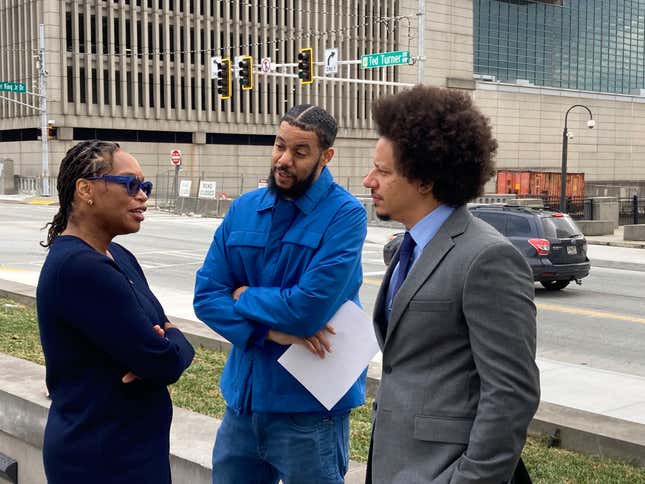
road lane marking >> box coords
[362,278,645,325]
[536,303,645,325]
[364,278,383,286]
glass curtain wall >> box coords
[474,0,645,95]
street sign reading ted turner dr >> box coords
[361,51,410,69]
[0,82,26,93]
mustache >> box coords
[274,165,295,176]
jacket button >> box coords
[383,365,392,374]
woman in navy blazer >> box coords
[37,140,194,484]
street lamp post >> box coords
[560,104,594,213]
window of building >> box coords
[67,66,74,102]
[66,12,72,52]
[114,18,120,55]
[101,17,109,54]
[127,72,133,107]
[103,70,110,104]
[180,77,186,109]
[171,75,176,109]
[149,73,155,107]
[160,74,166,108]
[78,67,87,104]
[78,13,85,53]
[91,69,98,104]
[91,15,97,54]
[138,72,144,107]
[115,71,121,106]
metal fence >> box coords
[15,176,58,197]
[619,196,644,225]
[517,194,585,219]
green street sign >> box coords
[361,50,411,69]
[0,82,26,93]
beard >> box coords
[376,213,391,221]
[268,156,322,199]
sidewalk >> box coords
[0,193,57,205]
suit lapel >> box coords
[373,254,397,347]
[384,206,471,345]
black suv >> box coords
[383,205,591,291]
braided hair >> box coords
[280,104,338,150]
[41,140,120,248]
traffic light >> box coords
[297,47,313,85]
[238,55,253,90]
[217,58,232,99]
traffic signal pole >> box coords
[417,0,425,83]
[38,24,50,196]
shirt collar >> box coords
[408,204,455,254]
[256,167,334,214]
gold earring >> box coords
[87,199,94,206]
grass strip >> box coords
[1,298,645,482]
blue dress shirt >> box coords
[386,204,455,321]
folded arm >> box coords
[59,253,194,386]
[233,204,367,337]
[193,204,268,349]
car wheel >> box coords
[540,280,570,291]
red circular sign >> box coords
[170,149,182,166]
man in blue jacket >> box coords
[194,104,367,484]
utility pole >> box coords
[38,24,50,196]
[417,0,425,84]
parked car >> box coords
[382,205,591,291]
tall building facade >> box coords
[2,0,645,197]
[475,0,645,95]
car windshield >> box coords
[541,215,582,239]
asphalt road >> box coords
[2,203,645,378]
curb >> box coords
[587,240,645,250]
[2,282,645,468]
[0,197,58,206]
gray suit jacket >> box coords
[369,206,540,484]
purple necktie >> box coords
[390,232,416,296]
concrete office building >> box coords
[1,0,645,198]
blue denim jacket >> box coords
[194,168,367,414]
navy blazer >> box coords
[37,236,194,484]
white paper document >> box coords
[277,301,380,410]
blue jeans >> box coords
[212,407,350,484]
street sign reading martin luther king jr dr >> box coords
[0,82,26,93]
[361,50,410,69]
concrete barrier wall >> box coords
[0,352,368,484]
[0,353,219,484]
[576,220,615,236]
[591,197,619,228]
[624,225,645,241]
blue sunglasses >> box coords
[86,175,153,197]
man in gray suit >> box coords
[363,85,540,484]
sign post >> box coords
[170,149,182,198]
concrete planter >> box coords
[575,220,615,236]
[624,224,645,241]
